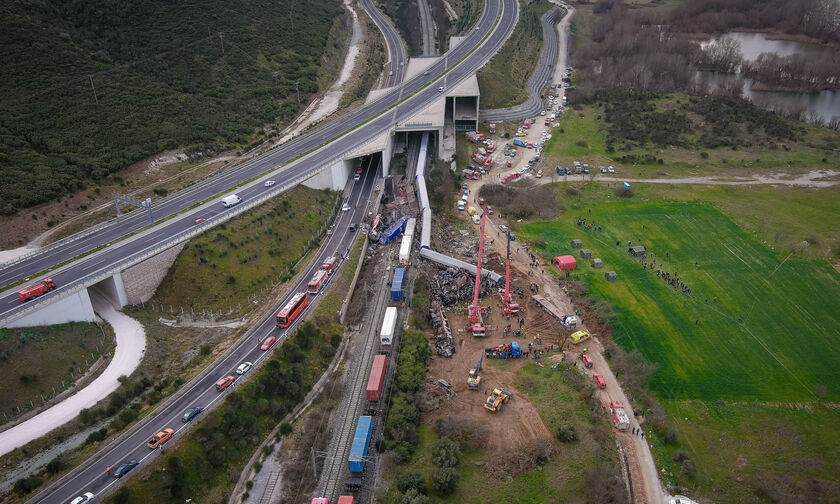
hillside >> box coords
[0,0,343,216]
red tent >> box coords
[553,255,577,270]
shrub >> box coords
[431,437,460,468]
[555,423,578,443]
[663,428,678,445]
[45,456,65,475]
[279,422,293,436]
[431,467,459,496]
[397,471,427,494]
[672,450,688,462]
[13,475,42,495]
[113,487,131,504]
[85,428,107,445]
[399,488,430,504]
[682,459,698,478]
[434,416,481,449]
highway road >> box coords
[0,0,515,325]
[17,0,519,499]
[28,159,379,504]
[361,0,407,87]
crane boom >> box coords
[500,231,519,316]
[469,214,486,324]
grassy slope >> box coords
[0,0,343,215]
[382,364,617,503]
[519,188,840,501]
[0,323,113,418]
[477,0,552,109]
[152,186,334,315]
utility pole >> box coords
[294,81,301,107]
[89,75,98,104]
[218,32,225,54]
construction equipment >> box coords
[499,232,520,317]
[485,341,521,359]
[467,214,488,337]
[484,387,513,412]
[467,355,483,389]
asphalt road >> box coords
[360,0,407,87]
[481,5,566,121]
[0,0,515,324]
[28,159,379,504]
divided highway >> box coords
[29,162,379,504]
[361,0,407,86]
[0,0,514,323]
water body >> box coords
[699,32,840,123]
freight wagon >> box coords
[346,416,373,490]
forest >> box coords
[0,0,343,215]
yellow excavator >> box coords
[467,355,483,390]
[484,387,513,412]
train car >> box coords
[365,355,387,414]
[380,306,397,348]
[391,268,405,301]
[346,416,373,490]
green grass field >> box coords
[523,202,840,401]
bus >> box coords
[277,292,308,328]
[307,269,329,294]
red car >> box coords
[486,206,494,215]
[261,336,277,351]
[593,373,606,389]
[580,353,593,368]
[194,218,207,225]
[355,167,362,174]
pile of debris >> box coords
[418,377,455,412]
[430,301,455,357]
[429,266,497,306]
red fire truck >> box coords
[276,292,308,328]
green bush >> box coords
[399,488,430,504]
[430,437,460,468]
[430,467,459,496]
[45,456,65,475]
[13,475,43,495]
[397,471,427,494]
[555,423,578,443]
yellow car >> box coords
[536,170,543,178]
[571,330,590,344]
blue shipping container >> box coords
[349,416,373,474]
[391,268,405,300]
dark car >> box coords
[565,167,572,175]
[349,223,357,232]
[113,460,139,478]
[182,406,203,423]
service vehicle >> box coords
[113,460,139,478]
[236,361,253,375]
[571,330,591,344]
[472,214,480,224]
[307,269,329,294]
[182,406,203,423]
[484,387,512,412]
[467,355,483,389]
[277,292,308,328]
[536,170,543,178]
[322,256,339,273]
[221,194,241,207]
[146,428,174,449]
[17,278,56,302]
[593,373,607,389]
[215,375,236,391]
[261,336,277,351]
[580,353,593,368]
[610,401,631,431]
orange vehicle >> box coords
[17,278,56,302]
[147,428,174,449]
[215,375,236,391]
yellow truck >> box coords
[484,387,512,412]
[467,206,478,215]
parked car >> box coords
[600,166,607,173]
[147,428,174,449]
[264,180,275,187]
[499,224,508,233]
[565,167,572,175]
[486,206,494,215]
[608,165,615,173]
[593,373,607,389]
[261,336,277,351]
[70,493,95,504]
[236,362,253,375]
[182,406,203,423]
[113,460,139,478]
[580,353,593,368]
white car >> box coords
[354,173,360,181]
[608,166,615,173]
[264,180,275,187]
[499,224,508,233]
[236,362,253,375]
[540,110,546,116]
[341,203,351,212]
[438,86,444,92]
[71,493,95,504]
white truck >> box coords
[610,401,631,431]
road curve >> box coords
[360,0,407,87]
[481,5,568,121]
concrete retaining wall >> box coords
[121,243,186,304]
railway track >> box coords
[317,249,394,499]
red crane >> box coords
[469,214,487,337]
[500,231,519,316]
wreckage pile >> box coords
[430,301,455,357]
[429,267,497,306]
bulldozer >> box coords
[484,387,513,412]
[467,355,483,390]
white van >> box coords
[457,200,465,211]
[472,214,480,224]
[221,195,242,208]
